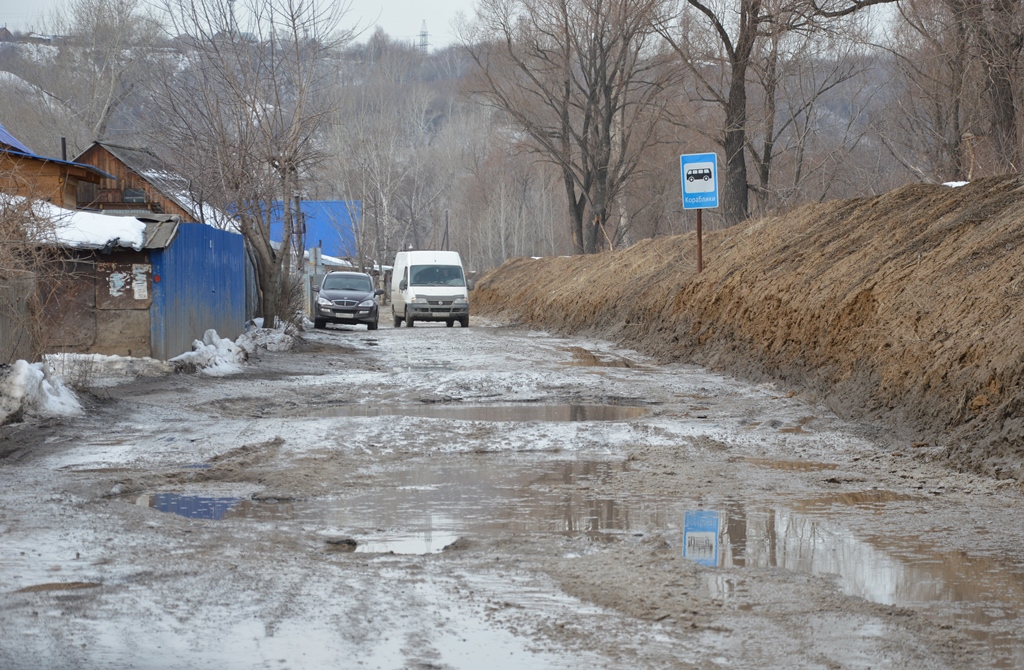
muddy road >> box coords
[1,319,1023,669]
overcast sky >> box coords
[0,0,475,48]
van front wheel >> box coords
[459,317,469,328]
[392,309,403,328]
[407,318,415,327]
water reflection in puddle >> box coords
[138,493,241,520]
[314,403,648,422]
[684,503,1024,668]
[136,457,1022,667]
[561,346,644,369]
[137,460,637,548]
[741,458,839,472]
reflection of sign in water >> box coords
[683,510,720,567]
[680,153,719,209]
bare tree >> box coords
[661,0,898,226]
[0,0,161,155]
[963,0,1023,171]
[325,33,453,267]
[155,0,350,323]
[47,0,164,149]
[880,0,1024,179]
[463,0,679,254]
[0,189,68,363]
[746,29,870,213]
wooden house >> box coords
[74,142,201,221]
[0,206,248,362]
[0,124,111,208]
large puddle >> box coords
[138,457,1023,667]
[284,403,649,422]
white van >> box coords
[391,250,474,328]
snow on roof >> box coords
[22,198,147,251]
[303,249,353,267]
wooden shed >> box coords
[42,215,247,360]
[1,204,246,362]
[1,127,111,209]
[74,142,201,220]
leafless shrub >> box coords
[0,186,68,364]
[45,354,98,391]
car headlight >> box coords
[316,296,332,306]
[454,297,468,305]
[411,297,428,304]
[358,298,375,307]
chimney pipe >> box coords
[61,137,67,161]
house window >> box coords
[123,188,146,203]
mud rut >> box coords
[1,320,1023,669]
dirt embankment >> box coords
[472,177,1024,479]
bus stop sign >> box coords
[680,152,719,210]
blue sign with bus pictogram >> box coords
[680,152,719,210]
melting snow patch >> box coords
[237,328,295,354]
[171,327,297,375]
[0,360,82,424]
[45,353,173,387]
[170,329,247,376]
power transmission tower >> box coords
[418,21,429,53]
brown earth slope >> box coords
[472,176,1024,480]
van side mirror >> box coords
[399,279,407,291]
[466,279,475,291]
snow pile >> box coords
[171,326,298,375]
[170,329,248,376]
[45,353,173,388]
[237,328,295,355]
[0,360,83,426]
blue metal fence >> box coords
[149,223,246,360]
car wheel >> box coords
[459,317,469,328]
[446,320,454,328]
[368,320,378,331]
[314,318,326,329]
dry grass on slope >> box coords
[472,176,1024,480]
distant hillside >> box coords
[473,177,1024,481]
[0,69,74,155]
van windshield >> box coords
[410,265,465,287]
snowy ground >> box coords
[1,318,1022,669]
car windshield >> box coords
[409,265,465,287]
[322,275,372,292]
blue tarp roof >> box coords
[2,147,116,180]
[0,123,115,180]
[270,200,360,259]
[0,122,35,155]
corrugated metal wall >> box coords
[149,223,246,360]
